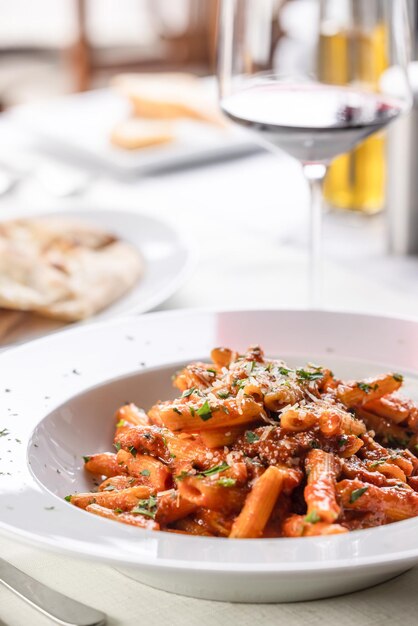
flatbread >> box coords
[0,309,25,340]
[0,217,143,322]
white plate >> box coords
[9,88,258,176]
[0,209,194,344]
[1,309,418,603]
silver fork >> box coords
[0,557,106,625]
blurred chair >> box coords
[69,0,220,91]
[0,0,287,105]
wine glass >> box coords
[217,0,412,306]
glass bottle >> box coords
[319,0,388,214]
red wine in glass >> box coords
[221,83,404,163]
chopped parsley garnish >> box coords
[350,486,369,503]
[116,419,126,428]
[181,387,196,398]
[245,431,260,444]
[103,484,116,491]
[64,495,72,502]
[338,436,349,448]
[370,459,386,468]
[304,510,321,523]
[82,456,91,463]
[140,469,150,476]
[196,400,213,421]
[357,382,378,393]
[175,470,191,481]
[245,361,255,376]
[201,462,229,476]
[0,428,9,437]
[176,462,230,481]
[207,369,217,376]
[128,446,137,457]
[393,373,404,382]
[131,495,158,519]
[296,369,324,382]
[172,407,183,415]
[278,367,291,376]
[217,477,236,487]
[113,442,121,452]
[217,390,230,399]
[190,406,195,417]
[114,508,123,514]
[233,378,248,388]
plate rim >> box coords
[0,207,197,340]
[8,87,259,175]
[2,307,418,574]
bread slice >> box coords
[112,72,225,126]
[110,118,174,150]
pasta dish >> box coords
[65,346,418,538]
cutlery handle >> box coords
[0,558,106,626]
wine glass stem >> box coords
[302,163,328,309]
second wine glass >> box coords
[218,0,412,305]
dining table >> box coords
[1,110,418,625]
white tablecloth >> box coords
[1,535,418,626]
[1,120,418,625]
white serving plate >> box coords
[1,309,418,602]
[0,208,194,345]
[9,88,258,176]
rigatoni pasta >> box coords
[64,345,418,538]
